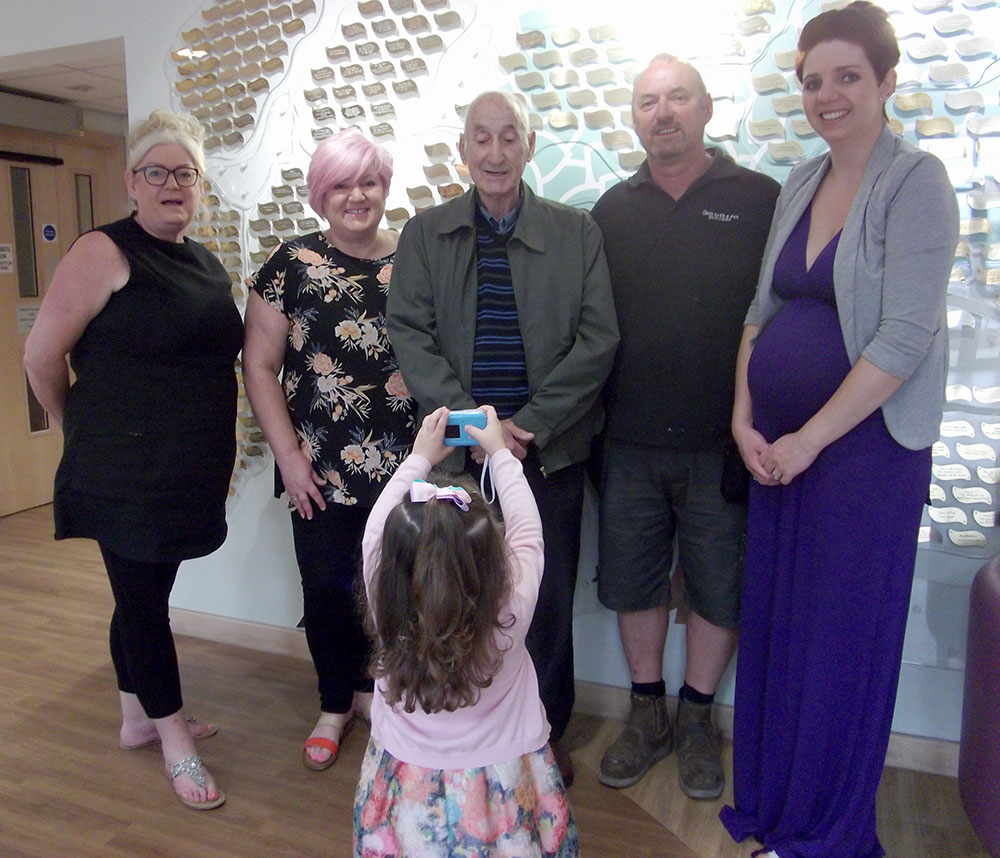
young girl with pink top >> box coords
[355,405,578,857]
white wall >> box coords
[4,0,996,744]
[0,2,203,119]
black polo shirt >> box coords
[591,150,780,449]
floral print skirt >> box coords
[353,738,579,858]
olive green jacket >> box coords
[387,184,619,474]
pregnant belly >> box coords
[747,298,852,441]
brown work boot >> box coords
[675,697,724,800]
[598,692,673,788]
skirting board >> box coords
[171,607,960,778]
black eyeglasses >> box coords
[132,165,201,187]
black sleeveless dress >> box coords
[53,216,243,563]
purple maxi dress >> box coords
[720,206,931,858]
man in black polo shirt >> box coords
[591,55,779,800]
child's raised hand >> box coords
[411,406,451,465]
[463,405,505,457]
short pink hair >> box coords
[307,128,393,218]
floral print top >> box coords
[252,231,415,508]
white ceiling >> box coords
[0,47,127,115]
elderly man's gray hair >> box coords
[462,91,532,148]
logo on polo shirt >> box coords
[703,210,740,222]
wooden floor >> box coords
[0,504,988,858]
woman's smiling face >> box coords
[800,39,896,146]
[321,171,387,244]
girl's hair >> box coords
[795,1,900,83]
[368,472,514,714]
[306,127,393,218]
[127,109,206,174]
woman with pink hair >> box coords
[243,128,414,770]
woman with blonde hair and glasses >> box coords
[24,109,242,811]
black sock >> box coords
[679,682,714,706]
[632,680,666,698]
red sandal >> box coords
[302,714,355,771]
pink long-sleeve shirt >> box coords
[361,448,550,770]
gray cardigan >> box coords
[746,124,959,450]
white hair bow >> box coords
[409,479,471,511]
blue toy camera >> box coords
[444,409,487,446]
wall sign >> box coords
[16,304,40,333]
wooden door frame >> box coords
[0,123,126,515]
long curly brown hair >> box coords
[366,472,514,714]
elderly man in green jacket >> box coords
[387,90,619,785]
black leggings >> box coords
[290,503,374,714]
[100,544,183,719]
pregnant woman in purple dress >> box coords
[720,4,958,856]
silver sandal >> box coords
[120,716,218,751]
[170,755,208,788]
[166,755,226,810]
